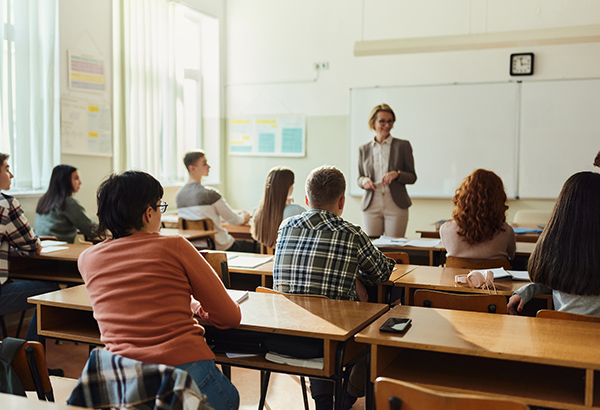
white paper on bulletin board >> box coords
[228,115,306,157]
[61,96,112,157]
[68,51,106,93]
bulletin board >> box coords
[60,96,112,157]
[228,115,306,157]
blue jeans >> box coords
[0,280,59,341]
[176,360,239,410]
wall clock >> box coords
[510,53,534,76]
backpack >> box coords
[0,337,27,396]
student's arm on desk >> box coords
[508,283,551,315]
[179,238,241,328]
[356,231,396,286]
[214,197,250,225]
[64,197,97,239]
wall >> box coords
[224,0,600,235]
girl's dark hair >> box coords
[251,167,295,248]
[96,171,164,239]
[36,165,77,214]
[451,169,508,245]
[528,171,600,295]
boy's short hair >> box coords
[183,151,205,172]
[305,165,346,209]
[0,153,8,166]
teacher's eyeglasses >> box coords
[152,201,169,214]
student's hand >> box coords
[507,294,524,315]
[286,197,294,205]
[240,211,251,224]
[382,170,400,185]
[35,246,42,256]
[356,279,369,302]
[362,177,376,190]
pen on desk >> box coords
[236,291,249,304]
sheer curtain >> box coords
[0,0,59,191]
[114,0,182,182]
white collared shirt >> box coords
[372,136,392,194]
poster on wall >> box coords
[228,115,306,157]
[68,51,106,92]
[61,96,112,157]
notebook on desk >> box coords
[472,268,530,281]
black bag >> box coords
[0,337,27,396]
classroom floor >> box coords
[5,311,364,409]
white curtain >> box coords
[114,0,182,182]
[0,0,59,190]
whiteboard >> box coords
[519,79,600,198]
[350,83,519,198]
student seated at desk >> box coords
[176,150,254,252]
[34,165,97,243]
[274,165,395,410]
[440,169,516,261]
[508,172,600,315]
[0,152,58,341]
[250,166,305,249]
[78,171,241,410]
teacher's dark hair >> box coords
[36,165,78,214]
[96,171,164,239]
[528,172,600,295]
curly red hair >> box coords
[451,169,508,245]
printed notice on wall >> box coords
[68,51,106,93]
[61,96,112,156]
[228,115,306,157]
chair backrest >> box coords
[260,243,275,255]
[536,309,600,323]
[178,217,214,231]
[384,252,409,265]
[512,210,551,228]
[255,286,329,299]
[202,251,230,288]
[1,339,54,400]
[445,256,511,270]
[414,289,508,314]
[375,377,528,410]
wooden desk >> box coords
[0,393,86,409]
[417,224,540,243]
[390,265,551,308]
[161,228,218,241]
[29,286,389,410]
[221,223,253,241]
[356,305,600,409]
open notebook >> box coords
[471,268,530,281]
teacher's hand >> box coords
[362,177,376,190]
[382,170,400,185]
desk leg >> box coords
[261,275,266,287]
[333,340,348,410]
[365,347,374,410]
[258,371,271,409]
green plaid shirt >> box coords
[273,209,394,301]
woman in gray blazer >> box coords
[358,104,416,237]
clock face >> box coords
[510,53,534,76]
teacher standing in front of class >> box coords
[358,104,417,238]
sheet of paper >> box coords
[41,246,69,254]
[40,240,68,247]
[227,255,273,268]
[507,270,530,281]
[371,236,408,247]
[403,239,441,247]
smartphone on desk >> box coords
[379,318,412,334]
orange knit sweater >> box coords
[78,232,241,366]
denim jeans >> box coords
[0,280,59,341]
[176,360,239,410]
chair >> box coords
[255,286,327,410]
[0,312,27,340]
[201,251,230,288]
[414,289,508,314]
[445,256,511,270]
[1,339,54,401]
[178,217,216,250]
[536,310,600,323]
[259,243,275,255]
[512,210,551,229]
[384,252,409,264]
[375,377,528,410]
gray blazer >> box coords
[357,137,417,211]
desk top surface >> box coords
[30,286,389,341]
[416,224,541,243]
[396,265,530,295]
[0,393,85,409]
[356,305,600,370]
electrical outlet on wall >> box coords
[314,61,329,70]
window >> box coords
[115,1,220,185]
[0,0,59,191]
